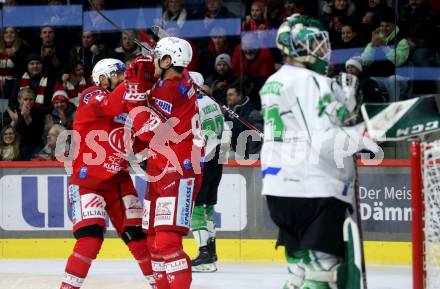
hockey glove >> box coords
[124,55,156,103]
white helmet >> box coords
[154,37,192,68]
[92,58,126,86]
[189,71,204,87]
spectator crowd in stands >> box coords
[0,0,438,161]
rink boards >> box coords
[0,161,413,265]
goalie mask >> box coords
[276,14,331,75]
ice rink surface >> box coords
[0,259,412,289]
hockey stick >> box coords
[88,0,263,137]
[87,0,154,53]
[354,155,368,289]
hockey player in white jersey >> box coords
[188,71,225,272]
[259,14,371,289]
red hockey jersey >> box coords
[145,75,204,178]
[70,84,136,190]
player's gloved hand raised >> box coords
[124,55,156,102]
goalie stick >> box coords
[87,0,263,137]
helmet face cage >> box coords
[276,15,331,74]
[290,25,331,66]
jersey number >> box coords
[262,106,284,142]
[201,115,224,140]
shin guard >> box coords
[156,231,192,289]
[127,237,155,288]
[60,237,103,289]
[148,235,170,289]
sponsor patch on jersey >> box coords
[79,166,88,179]
[187,86,195,98]
[142,199,151,230]
[183,159,192,170]
[153,97,173,114]
[176,178,194,228]
[152,261,165,272]
[165,258,189,274]
[178,83,189,97]
[82,89,101,104]
[81,193,107,220]
[113,113,132,126]
[154,197,176,226]
[122,195,142,220]
[261,166,281,179]
[68,185,81,225]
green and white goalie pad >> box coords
[361,94,440,141]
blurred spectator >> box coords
[45,90,76,130]
[199,26,234,80]
[3,0,17,6]
[209,53,236,101]
[279,0,304,22]
[361,11,410,101]
[334,22,363,49]
[36,26,65,78]
[0,124,21,161]
[112,30,142,63]
[242,1,269,31]
[224,82,263,159]
[60,61,89,106]
[162,0,188,29]
[399,0,439,67]
[358,0,389,41]
[32,123,66,161]
[18,53,56,110]
[198,0,235,31]
[321,0,357,43]
[0,27,29,82]
[345,56,383,103]
[6,88,45,160]
[67,31,106,80]
[231,33,275,79]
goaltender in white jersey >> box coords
[260,63,363,204]
[260,15,380,289]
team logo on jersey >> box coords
[153,97,173,114]
[108,127,133,155]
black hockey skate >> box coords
[207,237,218,262]
[191,245,217,272]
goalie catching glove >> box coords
[124,55,156,102]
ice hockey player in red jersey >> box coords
[60,57,158,289]
[141,37,204,289]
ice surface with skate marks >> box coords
[0,259,411,289]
